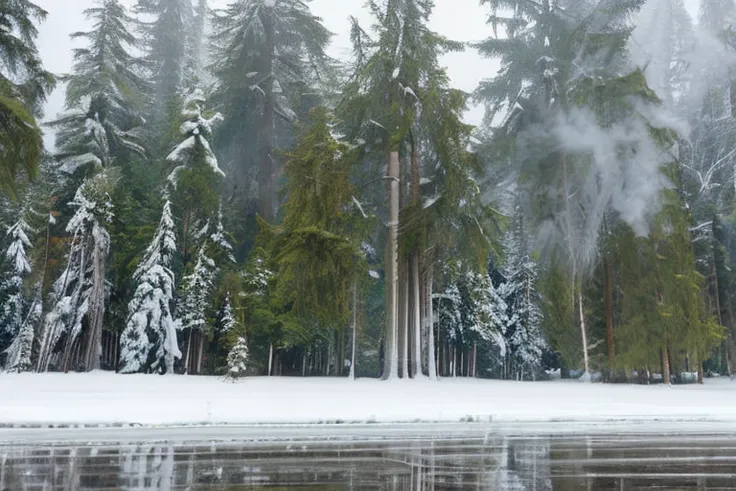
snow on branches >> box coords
[120,201,181,374]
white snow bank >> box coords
[1,373,736,427]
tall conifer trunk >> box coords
[410,142,422,378]
[399,259,408,377]
[578,291,590,377]
[412,256,422,377]
[605,258,615,377]
[350,284,358,380]
[382,151,400,380]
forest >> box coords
[0,0,734,385]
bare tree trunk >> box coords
[604,258,615,378]
[196,332,204,375]
[268,342,274,376]
[473,342,478,378]
[184,329,193,375]
[562,152,590,379]
[579,291,590,378]
[412,256,422,378]
[382,151,400,380]
[662,345,671,385]
[350,283,358,380]
[427,269,437,380]
[399,259,408,378]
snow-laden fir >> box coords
[120,200,181,374]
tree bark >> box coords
[604,258,615,378]
[427,269,437,380]
[578,290,590,378]
[81,230,106,371]
[184,329,193,374]
[382,151,400,380]
[662,345,671,385]
[349,283,358,380]
[196,331,204,375]
[268,342,274,376]
[412,256,422,378]
[399,259,408,378]
[473,342,478,378]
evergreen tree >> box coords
[119,200,180,374]
[167,89,224,266]
[474,0,676,377]
[257,108,369,375]
[4,284,41,372]
[497,207,545,379]
[0,215,34,356]
[37,175,114,372]
[177,242,215,372]
[226,336,249,379]
[467,268,508,350]
[48,0,147,174]
[211,0,331,223]
[0,0,55,195]
[136,0,192,119]
[217,291,236,334]
[339,0,494,380]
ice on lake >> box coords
[2,430,736,490]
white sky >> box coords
[34,0,702,147]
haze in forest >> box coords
[34,0,702,149]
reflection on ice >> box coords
[2,432,736,489]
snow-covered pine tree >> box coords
[119,200,181,374]
[0,216,34,357]
[467,269,509,358]
[226,336,249,379]
[4,285,42,373]
[497,208,545,380]
[36,176,114,372]
[217,292,236,334]
[167,88,224,267]
[177,243,215,373]
[47,0,147,174]
[434,261,508,378]
[209,202,235,264]
[166,91,222,187]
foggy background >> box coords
[34,0,702,149]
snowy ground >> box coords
[2,373,736,431]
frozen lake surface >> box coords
[3,428,736,489]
